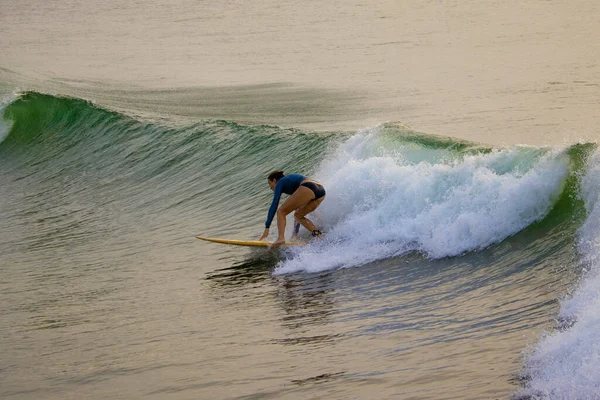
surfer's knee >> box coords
[294,209,306,220]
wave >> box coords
[2,92,592,267]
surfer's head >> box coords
[267,170,284,190]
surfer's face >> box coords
[268,179,277,191]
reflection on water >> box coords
[274,273,337,330]
[207,254,339,335]
[206,253,278,286]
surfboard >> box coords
[196,236,307,247]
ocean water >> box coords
[1,1,600,399]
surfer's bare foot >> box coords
[268,238,285,249]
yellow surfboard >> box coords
[196,236,307,247]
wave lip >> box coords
[519,150,600,400]
[275,127,571,274]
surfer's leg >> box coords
[294,196,325,233]
[292,220,301,239]
[275,186,315,241]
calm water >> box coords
[1,1,600,399]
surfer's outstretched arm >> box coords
[260,181,284,240]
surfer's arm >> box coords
[261,183,283,239]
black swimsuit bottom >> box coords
[300,181,326,200]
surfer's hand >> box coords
[259,228,269,241]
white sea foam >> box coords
[519,150,600,399]
[275,127,569,274]
[0,93,17,144]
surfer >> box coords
[259,170,326,247]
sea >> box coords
[1,1,600,399]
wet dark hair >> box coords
[267,170,285,181]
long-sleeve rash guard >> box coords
[265,174,306,228]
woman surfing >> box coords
[259,170,326,247]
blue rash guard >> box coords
[265,174,307,228]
